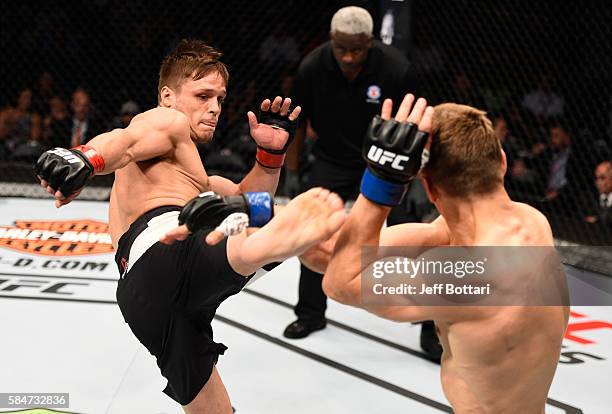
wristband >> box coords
[243,192,274,227]
[360,168,408,207]
[72,145,105,174]
[256,147,285,169]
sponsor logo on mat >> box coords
[0,220,113,256]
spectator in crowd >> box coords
[108,100,141,130]
[5,88,48,162]
[493,113,524,174]
[259,24,300,72]
[60,88,104,148]
[277,70,295,98]
[586,160,612,230]
[222,72,298,173]
[536,119,583,216]
[282,6,418,344]
[5,88,42,153]
[211,79,260,171]
[43,95,70,147]
[506,100,548,149]
[13,89,42,142]
[32,71,57,116]
[501,103,553,200]
[508,157,539,201]
[521,76,565,120]
[0,106,13,160]
[607,96,612,143]
[224,79,258,142]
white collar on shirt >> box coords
[601,193,612,208]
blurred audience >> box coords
[224,79,258,142]
[3,88,44,162]
[108,100,141,130]
[44,95,70,147]
[1,49,609,245]
[66,88,104,147]
[586,160,612,228]
[8,88,42,145]
[259,25,300,71]
[31,71,57,116]
[534,120,583,216]
[494,113,524,173]
[0,107,12,160]
[521,76,565,120]
[450,71,485,109]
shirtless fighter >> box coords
[33,39,345,413]
[310,95,569,413]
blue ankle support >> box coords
[244,192,274,227]
[360,169,408,206]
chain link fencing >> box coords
[1,0,610,272]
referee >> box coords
[283,6,425,341]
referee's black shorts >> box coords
[114,205,252,405]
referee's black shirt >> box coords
[292,40,414,169]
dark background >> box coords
[1,0,611,247]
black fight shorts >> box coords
[114,206,252,405]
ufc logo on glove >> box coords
[360,115,429,206]
[366,145,409,170]
[48,148,84,164]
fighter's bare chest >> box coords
[124,160,209,193]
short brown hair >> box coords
[423,103,503,197]
[158,39,229,101]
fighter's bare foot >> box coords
[241,188,346,264]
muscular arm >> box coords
[86,107,189,173]
[208,163,281,196]
[303,203,448,273]
[322,194,451,321]
[323,195,449,302]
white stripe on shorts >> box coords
[124,211,180,276]
[123,210,268,284]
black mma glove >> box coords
[255,105,298,169]
[360,115,430,206]
[178,191,274,234]
[34,145,105,197]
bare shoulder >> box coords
[513,201,554,244]
[129,107,190,142]
[514,201,551,229]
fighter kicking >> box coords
[306,94,569,413]
[34,39,345,413]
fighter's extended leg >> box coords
[161,188,346,275]
[227,187,345,275]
